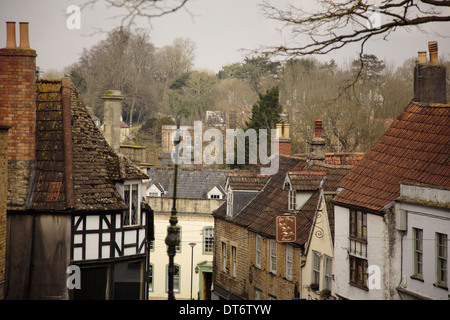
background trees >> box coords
[63,25,434,155]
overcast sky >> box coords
[1,0,449,74]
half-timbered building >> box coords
[1,21,151,300]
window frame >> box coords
[123,181,141,227]
[255,234,262,269]
[285,245,293,281]
[436,232,448,287]
[203,226,214,254]
[413,228,423,278]
[288,189,296,210]
[232,246,237,277]
[222,242,227,272]
[349,255,368,289]
[323,255,332,291]
[311,251,321,288]
[269,239,277,274]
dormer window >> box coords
[288,189,296,210]
[123,182,141,226]
[226,191,233,218]
[207,185,224,199]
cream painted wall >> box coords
[148,212,214,300]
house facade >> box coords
[212,121,354,300]
[333,42,449,300]
[0,21,150,300]
[145,168,227,299]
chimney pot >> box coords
[417,51,427,64]
[428,41,438,64]
[6,21,16,48]
[314,117,322,138]
[19,22,30,49]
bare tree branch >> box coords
[261,0,450,57]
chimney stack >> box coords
[102,90,124,153]
[0,21,37,210]
[413,41,447,104]
[276,123,291,156]
[309,117,325,161]
[0,21,37,160]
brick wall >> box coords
[278,139,291,156]
[0,126,9,299]
[213,217,250,299]
[247,231,302,300]
[0,48,37,160]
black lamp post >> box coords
[189,242,196,300]
[165,115,181,300]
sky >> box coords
[1,0,449,74]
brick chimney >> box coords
[102,90,124,153]
[309,117,325,161]
[0,22,37,210]
[413,41,447,104]
[276,123,291,156]
[0,22,37,160]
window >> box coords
[203,227,214,254]
[436,233,448,286]
[349,210,367,257]
[232,246,237,277]
[255,289,262,300]
[324,255,332,291]
[222,242,227,272]
[148,264,154,292]
[209,194,221,199]
[255,235,262,269]
[311,251,321,288]
[350,256,368,288]
[413,228,423,278]
[270,239,277,274]
[123,183,140,226]
[349,210,367,240]
[288,189,296,210]
[166,264,180,293]
[226,191,233,217]
[286,245,293,281]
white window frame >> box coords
[311,251,321,288]
[255,235,262,269]
[286,245,293,281]
[226,191,233,217]
[123,181,141,226]
[270,239,277,274]
[203,227,214,254]
[288,189,296,210]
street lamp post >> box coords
[189,243,196,300]
[165,115,181,300]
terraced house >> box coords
[333,42,449,300]
[212,122,355,300]
[0,22,151,300]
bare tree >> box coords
[261,0,450,57]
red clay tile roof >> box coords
[287,170,328,191]
[334,102,450,212]
[227,173,271,191]
[324,153,364,166]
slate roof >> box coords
[334,102,450,212]
[146,168,228,199]
[30,78,147,212]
